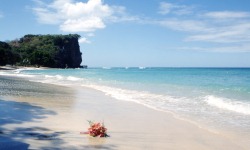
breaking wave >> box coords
[205,95,250,115]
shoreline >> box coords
[0,75,249,149]
[0,66,19,70]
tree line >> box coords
[0,34,81,68]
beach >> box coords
[0,74,249,150]
[1,0,250,149]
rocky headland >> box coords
[0,34,82,68]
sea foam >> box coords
[81,84,181,112]
[205,95,250,115]
[67,76,82,81]
[0,71,35,78]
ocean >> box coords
[1,67,250,136]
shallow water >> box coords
[1,71,250,149]
[1,67,250,137]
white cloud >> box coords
[184,20,250,43]
[186,23,250,43]
[79,37,91,44]
[32,0,136,33]
[178,44,250,53]
[156,2,250,52]
[106,5,140,23]
[60,17,106,32]
[159,19,213,33]
[158,2,193,15]
[204,11,250,19]
[33,7,61,24]
[158,2,174,15]
[33,0,111,32]
[158,2,250,44]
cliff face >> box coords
[64,37,82,68]
[6,34,83,68]
[55,36,82,68]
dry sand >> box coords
[0,76,249,149]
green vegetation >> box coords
[0,34,82,68]
[0,41,20,66]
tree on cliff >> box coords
[6,34,82,68]
[0,41,20,66]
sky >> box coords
[1,0,250,67]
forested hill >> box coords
[0,34,82,68]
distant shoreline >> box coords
[1,65,250,70]
[0,65,50,70]
[0,66,19,70]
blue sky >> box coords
[1,0,250,67]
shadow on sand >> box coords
[0,99,60,149]
[0,99,117,150]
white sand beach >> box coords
[0,75,249,150]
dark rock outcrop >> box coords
[54,35,82,68]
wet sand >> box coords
[0,75,249,149]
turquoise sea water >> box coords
[1,67,250,134]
